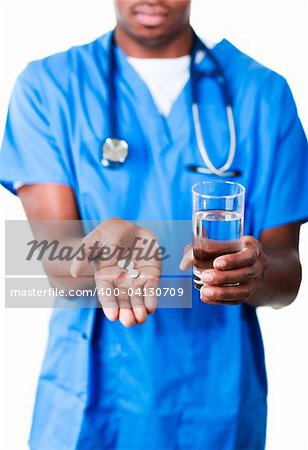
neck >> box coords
[114,26,193,58]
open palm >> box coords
[71,219,162,327]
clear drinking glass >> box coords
[192,181,245,290]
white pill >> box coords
[117,259,127,269]
[117,259,134,269]
[128,269,139,278]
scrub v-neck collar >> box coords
[98,32,236,153]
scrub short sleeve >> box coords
[0,63,72,195]
[261,79,308,231]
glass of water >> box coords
[192,181,245,290]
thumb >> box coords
[179,244,194,271]
[71,229,101,277]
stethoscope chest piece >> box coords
[101,138,129,168]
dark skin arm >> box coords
[17,183,94,292]
[180,223,302,309]
[18,183,81,219]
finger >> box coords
[179,244,193,270]
[200,284,253,303]
[117,288,136,327]
[95,279,119,322]
[119,308,136,328]
[143,279,159,314]
[213,245,260,271]
[71,228,101,277]
[203,299,242,306]
[129,289,147,324]
[201,262,262,286]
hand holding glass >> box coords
[192,181,245,290]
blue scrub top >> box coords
[0,32,307,450]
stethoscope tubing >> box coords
[190,31,238,177]
[104,29,240,177]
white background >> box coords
[0,1,307,449]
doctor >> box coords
[0,0,307,449]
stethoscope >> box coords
[101,29,241,178]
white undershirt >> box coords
[127,39,217,117]
[128,54,190,116]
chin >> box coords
[131,25,173,47]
